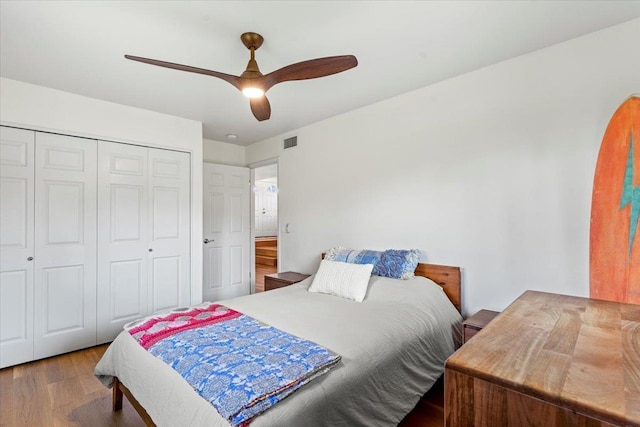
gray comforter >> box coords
[95,275,462,426]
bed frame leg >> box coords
[113,377,123,412]
[110,376,156,426]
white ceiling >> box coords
[1,1,639,146]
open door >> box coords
[203,163,250,301]
[252,163,278,292]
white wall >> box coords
[0,77,205,304]
[203,138,246,166]
[246,19,640,316]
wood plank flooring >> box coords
[255,263,277,293]
[255,237,277,293]
[0,345,444,426]
[1,345,144,426]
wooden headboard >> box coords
[414,262,462,313]
[321,254,462,313]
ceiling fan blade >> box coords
[250,96,271,121]
[262,55,357,91]
[125,54,242,91]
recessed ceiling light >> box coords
[226,134,238,140]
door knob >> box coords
[27,257,34,261]
[148,248,153,252]
[204,238,214,244]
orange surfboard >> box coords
[590,95,640,304]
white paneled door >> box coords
[0,126,193,366]
[0,127,35,368]
[203,163,250,301]
[33,132,97,360]
[96,142,149,343]
[97,143,190,343]
[148,148,190,313]
[255,181,278,237]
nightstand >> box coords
[463,309,500,343]
[264,271,310,291]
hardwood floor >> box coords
[1,345,145,427]
[255,237,277,293]
[0,345,445,426]
[255,262,277,293]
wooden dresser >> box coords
[445,290,640,427]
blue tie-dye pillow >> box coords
[372,249,421,279]
[325,247,421,280]
[325,247,383,267]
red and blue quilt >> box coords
[126,303,341,426]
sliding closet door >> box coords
[148,148,190,313]
[33,133,97,359]
[96,142,149,343]
[0,127,35,368]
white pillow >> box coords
[308,260,374,302]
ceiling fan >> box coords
[125,32,358,121]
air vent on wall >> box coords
[284,136,297,149]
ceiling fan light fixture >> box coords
[242,86,264,98]
[125,31,357,121]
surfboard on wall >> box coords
[590,95,640,304]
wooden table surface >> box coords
[446,290,640,426]
[264,271,310,283]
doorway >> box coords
[253,163,278,292]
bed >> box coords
[94,261,463,426]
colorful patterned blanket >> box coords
[126,304,341,426]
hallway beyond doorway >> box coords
[255,237,277,292]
